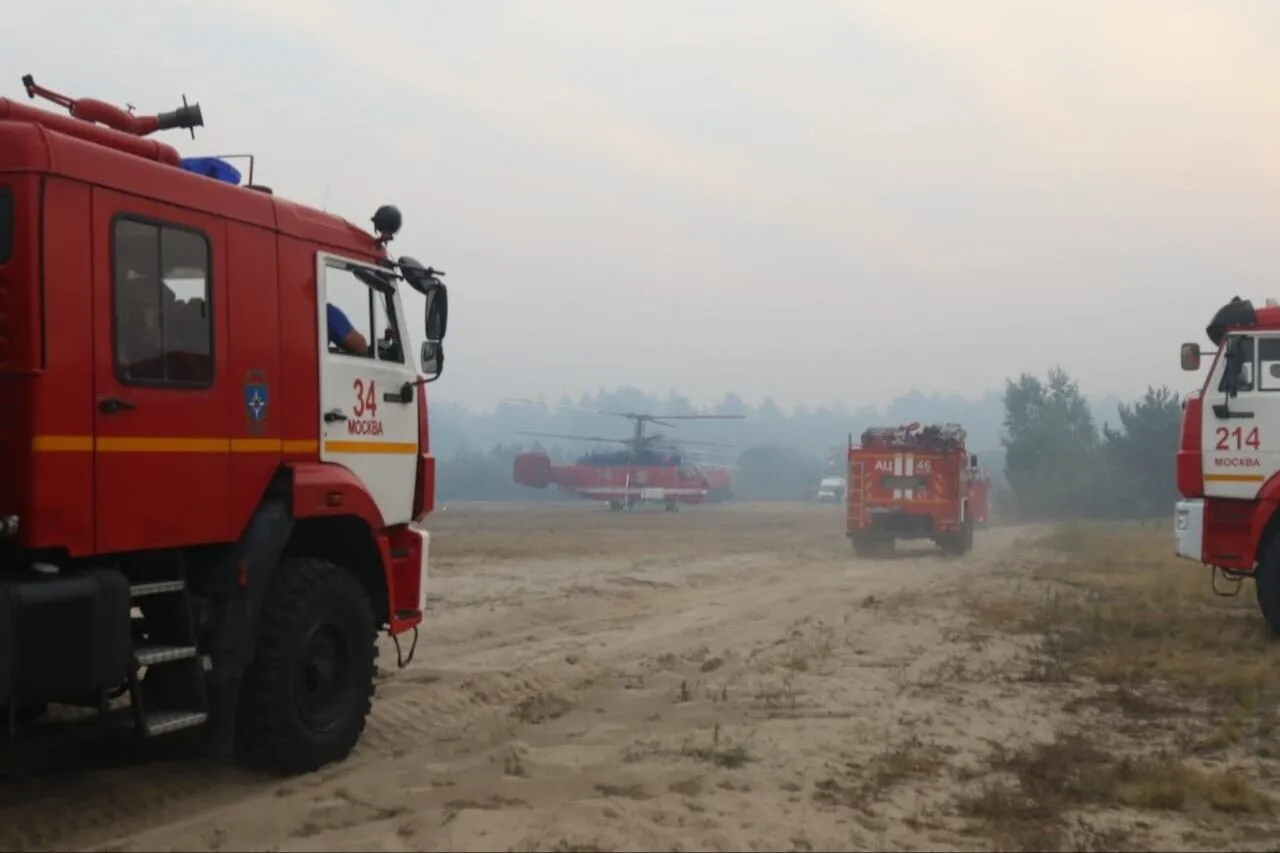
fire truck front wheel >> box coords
[235,556,377,775]
[1256,537,1280,635]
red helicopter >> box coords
[510,404,743,511]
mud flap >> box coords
[206,473,295,757]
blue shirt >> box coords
[327,303,354,347]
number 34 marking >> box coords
[352,378,378,418]
[1215,426,1261,451]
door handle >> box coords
[98,397,136,415]
[1212,404,1254,419]
[323,409,348,423]
[383,382,415,405]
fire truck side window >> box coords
[324,262,404,363]
[112,218,213,386]
[325,265,375,359]
[0,186,11,265]
[1217,335,1255,394]
[1258,338,1280,392]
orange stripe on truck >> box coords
[32,435,322,454]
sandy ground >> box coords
[1,502,1261,852]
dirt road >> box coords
[1,503,1061,852]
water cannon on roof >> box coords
[21,73,203,139]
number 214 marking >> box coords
[1215,426,1261,451]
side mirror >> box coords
[1180,342,1202,371]
[420,340,444,382]
[969,453,978,469]
[424,283,449,343]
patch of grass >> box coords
[1035,519,1092,553]
[593,783,649,800]
[682,723,753,769]
[511,692,573,724]
[970,522,1280,705]
[689,744,752,769]
[956,730,1272,850]
[813,734,950,810]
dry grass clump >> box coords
[971,522,1279,702]
[960,521,1280,850]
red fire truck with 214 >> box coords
[1172,296,1280,633]
[0,73,450,774]
[847,422,981,557]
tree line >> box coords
[433,371,1184,520]
[999,368,1181,521]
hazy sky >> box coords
[7,0,1278,412]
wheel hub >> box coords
[294,623,351,732]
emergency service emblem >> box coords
[242,370,270,435]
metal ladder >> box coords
[127,568,210,737]
[848,462,866,525]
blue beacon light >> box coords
[178,156,242,186]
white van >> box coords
[816,476,847,503]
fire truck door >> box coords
[91,193,231,552]
[317,254,418,526]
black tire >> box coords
[235,556,377,775]
[852,536,891,558]
[940,518,974,557]
[1256,536,1280,635]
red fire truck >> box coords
[0,74,449,774]
[1173,296,1280,632]
[846,422,981,557]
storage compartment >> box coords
[0,568,133,708]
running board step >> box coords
[142,710,208,737]
[130,580,186,598]
[135,645,198,667]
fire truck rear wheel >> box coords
[852,536,890,558]
[235,556,377,775]
[940,519,974,557]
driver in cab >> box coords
[327,303,370,356]
[328,303,398,359]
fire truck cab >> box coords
[846,422,979,557]
[1173,296,1280,632]
[0,75,449,774]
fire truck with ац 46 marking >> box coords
[846,422,981,558]
[0,73,451,774]
[1171,296,1280,634]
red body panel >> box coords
[967,473,990,525]
[513,452,714,504]
[1177,391,1205,498]
[0,93,434,632]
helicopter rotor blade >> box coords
[515,431,631,445]
[654,438,737,449]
